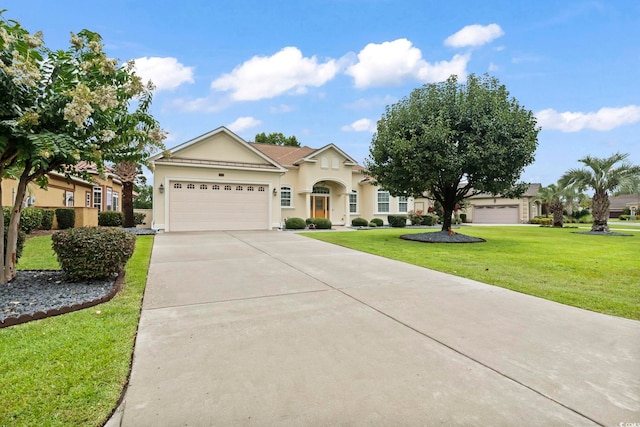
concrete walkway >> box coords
[112,230,640,426]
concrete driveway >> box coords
[114,230,640,426]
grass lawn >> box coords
[0,234,153,426]
[302,226,640,320]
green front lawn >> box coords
[302,226,639,320]
[0,234,153,426]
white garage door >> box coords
[169,182,270,231]
[473,205,519,224]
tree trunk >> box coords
[551,201,564,227]
[439,190,456,232]
[122,181,135,228]
[591,190,610,232]
[4,174,28,282]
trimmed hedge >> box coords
[52,227,136,281]
[41,209,54,230]
[351,217,369,227]
[308,218,332,229]
[134,212,146,226]
[55,208,75,229]
[421,214,438,226]
[285,217,306,230]
[370,218,384,227]
[531,216,553,226]
[387,215,407,228]
[3,207,46,233]
[459,213,467,223]
[98,211,123,227]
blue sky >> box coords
[7,0,640,185]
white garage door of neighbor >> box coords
[473,205,519,224]
[169,182,270,231]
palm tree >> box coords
[560,153,640,232]
[535,183,566,227]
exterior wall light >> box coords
[159,183,164,194]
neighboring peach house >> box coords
[1,162,123,225]
[465,183,542,224]
[149,126,417,232]
[609,194,639,218]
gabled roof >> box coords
[149,126,286,172]
[468,183,542,199]
[609,194,640,210]
[252,142,359,168]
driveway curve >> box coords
[113,230,640,426]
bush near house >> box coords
[531,216,553,226]
[285,217,306,230]
[619,215,631,221]
[134,212,146,226]
[370,218,384,227]
[98,211,123,227]
[2,207,45,234]
[460,213,467,223]
[51,227,136,281]
[351,217,369,227]
[308,218,332,229]
[388,215,408,227]
[40,209,54,230]
[421,213,439,226]
[55,208,75,230]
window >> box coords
[258,186,265,192]
[280,186,292,207]
[187,183,195,189]
[312,186,330,194]
[224,185,232,191]
[236,186,243,191]
[320,157,328,169]
[349,190,358,213]
[85,192,91,208]
[247,186,254,191]
[106,188,113,211]
[200,184,208,190]
[398,196,408,213]
[332,157,339,169]
[112,192,119,212]
[93,187,102,211]
[173,183,182,189]
[377,190,390,213]
[212,185,220,190]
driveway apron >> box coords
[117,231,640,426]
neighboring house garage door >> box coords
[473,205,519,224]
[169,182,269,231]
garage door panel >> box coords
[169,182,269,231]
[473,206,519,224]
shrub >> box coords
[52,227,136,281]
[285,217,306,230]
[370,218,384,227]
[3,207,45,233]
[531,216,553,226]
[368,221,378,227]
[305,218,313,225]
[308,218,332,229]
[460,213,467,223]
[351,217,369,227]
[41,209,54,230]
[407,210,423,225]
[618,214,630,221]
[578,214,593,224]
[55,208,75,229]
[387,215,407,227]
[134,212,147,226]
[4,229,25,263]
[98,211,123,227]
[421,213,438,226]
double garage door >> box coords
[472,205,519,224]
[169,182,269,232]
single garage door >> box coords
[169,182,269,231]
[472,205,519,224]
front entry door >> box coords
[311,196,329,219]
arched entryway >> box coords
[310,186,331,219]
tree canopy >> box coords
[0,11,163,281]
[560,152,640,232]
[254,132,300,147]
[366,74,539,232]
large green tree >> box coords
[254,132,300,147]
[0,12,162,281]
[560,152,640,232]
[366,74,539,232]
[534,183,567,227]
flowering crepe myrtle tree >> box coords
[0,11,163,282]
[366,74,539,234]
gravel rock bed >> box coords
[401,230,485,243]
[573,231,633,237]
[0,271,116,324]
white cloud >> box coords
[488,62,500,71]
[211,47,339,101]
[132,57,194,91]
[345,95,397,110]
[346,39,469,88]
[269,104,294,113]
[536,105,640,132]
[444,24,504,48]
[226,116,262,132]
[341,118,377,133]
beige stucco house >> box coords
[465,183,542,224]
[149,127,415,232]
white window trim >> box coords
[349,190,358,214]
[280,186,293,208]
[376,189,390,214]
[93,186,103,211]
[398,195,408,213]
